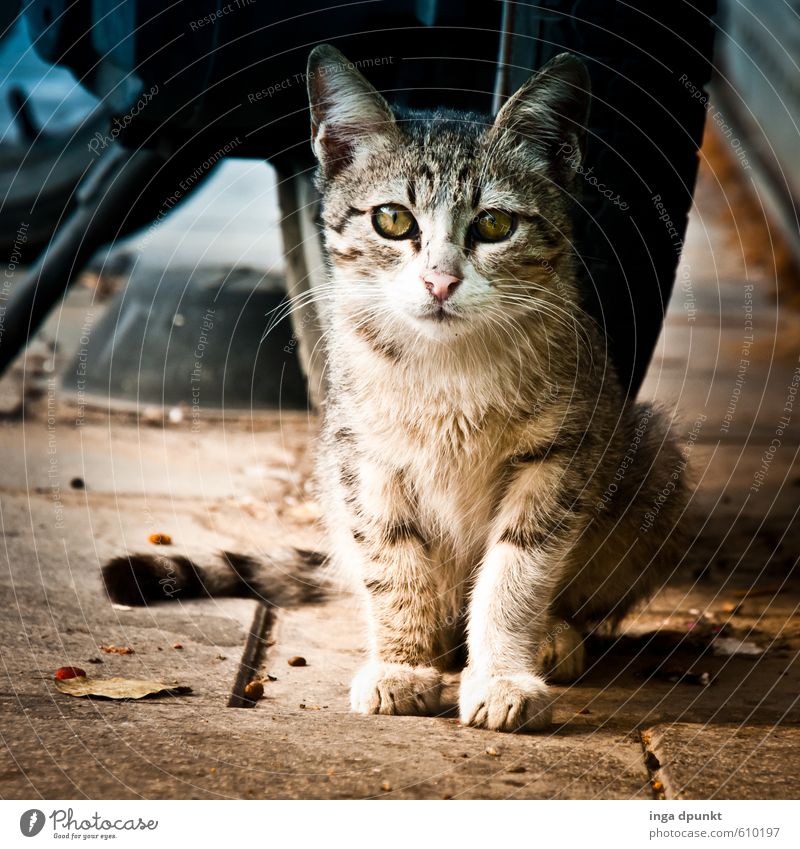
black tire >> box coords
[504,0,717,394]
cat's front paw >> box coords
[459,669,552,732]
[350,661,442,716]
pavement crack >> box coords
[639,727,670,800]
[227,603,274,708]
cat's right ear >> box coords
[493,53,591,166]
[307,45,396,181]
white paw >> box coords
[537,620,585,684]
[350,662,442,716]
[459,669,552,732]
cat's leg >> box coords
[460,459,583,732]
[339,459,444,717]
[552,404,690,630]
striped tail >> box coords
[102,547,327,607]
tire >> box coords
[503,0,717,394]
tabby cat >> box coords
[104,45,688,733]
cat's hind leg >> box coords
[536,617,586,683]
[553,405,690,631]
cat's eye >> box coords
[372,204,418,240]
[472,209,515,242]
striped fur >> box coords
[308,46,689,732]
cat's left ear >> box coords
[493,53,591,165]
[307,45,397,181]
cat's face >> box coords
[307,46,590,344]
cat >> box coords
[103,45,689,733]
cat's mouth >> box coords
[417,305,462,323]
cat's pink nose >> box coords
[422,270,462,303]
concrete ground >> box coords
[1,128,799,799]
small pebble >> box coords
[173,643,183,650]
[147,534,172,545]
[288,656,307,667]
[485,747,499,757]
[55,666,86,680]
[69,477,85,489]
[243,680,264,701]
[148,532,172,545]
[380,781,392,792]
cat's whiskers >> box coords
[492,289,597,369]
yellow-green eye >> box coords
[372,204,418,240]
[472,209,515,242]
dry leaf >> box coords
[55,676,191,700]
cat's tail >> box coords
[102,547,327,607]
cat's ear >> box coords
[307,45,397,181]
[493,53,591,166]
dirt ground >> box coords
[1,128,799,799]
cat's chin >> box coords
[409,309,466,337]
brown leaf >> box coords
[55,676,191,700]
